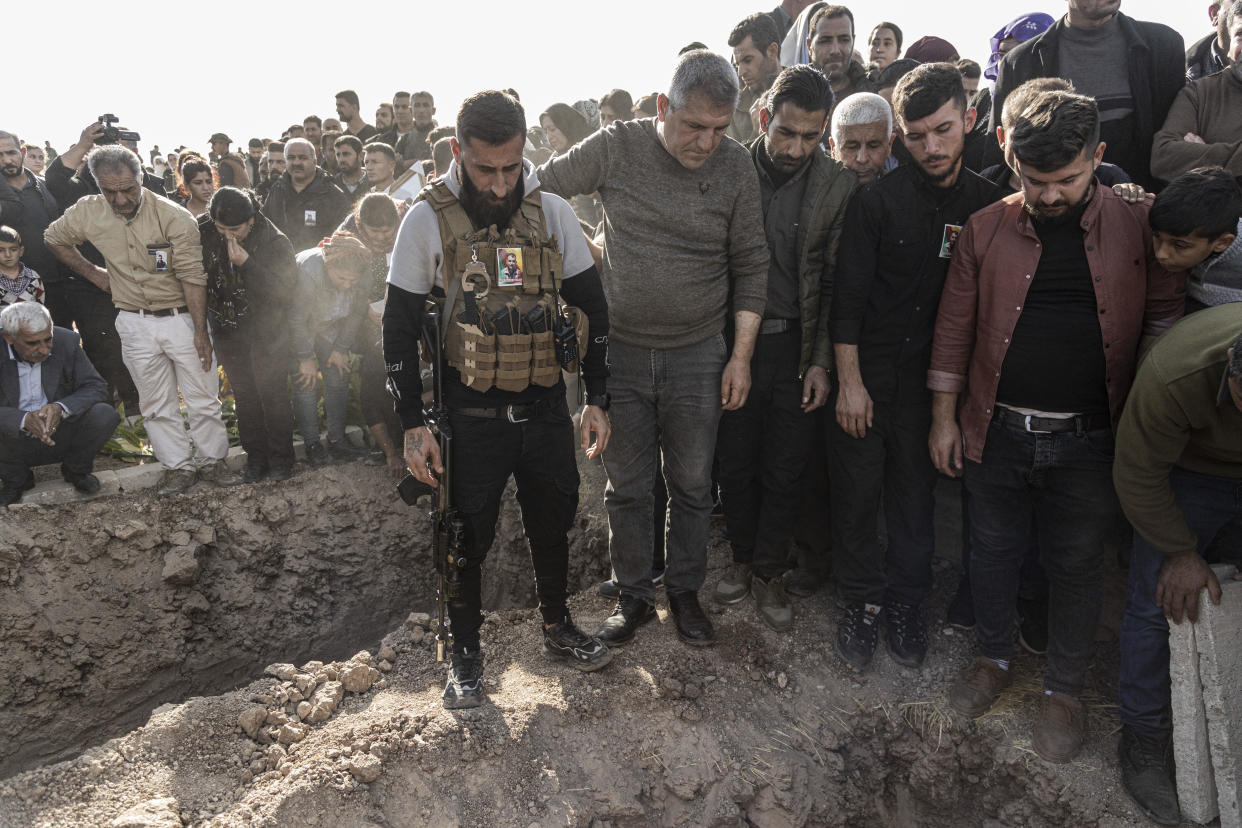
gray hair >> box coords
[0,130,19,149]
[87,145,142,183]
[668,50,739,111]
[283,137,316,157]
[0,300,53,335]
[831,93,893,145]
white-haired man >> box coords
[0,301,119,504]
[828,92,895,185]
[44,145,236,496]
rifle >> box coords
[396,301,465,662]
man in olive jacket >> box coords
[714,66,857,630]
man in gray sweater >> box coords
[539,50,770,648]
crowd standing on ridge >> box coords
[3,1,1242,823]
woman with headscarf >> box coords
[985,13,1055,82]
[540,103,602,228]
[199,186,298,482]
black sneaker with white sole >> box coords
[836,602,882,671]
[542,616,614,671]
[442,648,484,710]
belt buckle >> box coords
[505,404,530,424]
[1023,415,1051,434]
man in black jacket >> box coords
[261,138,350,253]
[1187,2,1229,80]
[988,0,1185,189]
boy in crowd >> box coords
[1149,166,1242,313]
[0,227,45,306]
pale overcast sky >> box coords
[10,0,1210,160]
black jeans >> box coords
[214,325,295,469]
[446,397,579,653]
[965,420,1119,696]
[44,278,139,411]
[716,330,813,579]
[829,398,938,607]
[0,402,120,486]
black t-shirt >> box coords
[995,208,1109,413]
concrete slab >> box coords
[1171,572,1223,825]
[1198,566,1242,828]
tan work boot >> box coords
[753,575,793,631]
[1033,691,1086,763]
[198,459,241,487]
[155,468,197,497]
[948,656,1013,717]
[713,563,752,604]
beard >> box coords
[0,161,22,177]
[1025,181,1095,226]
[916,148,964,185]
[459,170,525,231]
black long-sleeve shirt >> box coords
[831,163,998,404]
[383,265,610,429]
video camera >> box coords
[94,114,141,146]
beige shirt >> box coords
[43,191,206,312]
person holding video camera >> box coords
[383,90,613,710]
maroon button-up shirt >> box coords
[927,185,1185,462]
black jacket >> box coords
[1186,31,1228,82]
[987,12,1185,189]
[260,170,350,253]
[197,212,296,341]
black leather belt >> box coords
[992,407,1109,434]
[456,397,556,423]
[129,306,189,318]
[759,318,797,335]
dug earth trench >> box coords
[1,456,1157,826]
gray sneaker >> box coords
[753,575,794,631]
[714,563,752,604]
[155,468,197,497]
[197,459,241,487]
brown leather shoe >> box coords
[1033,691,1086,763]
[948,657,1013,717]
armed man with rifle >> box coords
[383,90,614,710]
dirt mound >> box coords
[0,460,610,779]
[0,545,1147,827]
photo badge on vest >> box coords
[939,224,963,259]
[147,243,170,272]
[497,247,524,287]
[304,209,317,227]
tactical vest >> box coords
[418,178,586,393]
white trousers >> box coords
[114,310,228,470]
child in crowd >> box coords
[1149,167,1242,313]
[0,226,45,306]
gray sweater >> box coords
[538,118,769,349]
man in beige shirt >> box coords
[44,145,235,495]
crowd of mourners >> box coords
[2,0,1241,822]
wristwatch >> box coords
[585,393,611,411]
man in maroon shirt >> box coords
[927,91,1183,763]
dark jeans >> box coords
[0,402,120,486]
[214,326,295,469]
[44,278,139,411]
[1119,467,1242,736]
[965,420,1119,696]
[716,330,812,579]
[604,335,728,602]
[446,397,579,653]
[958,485,1050,603]
[828,398,937,607]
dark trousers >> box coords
[0,402,120,486]
[446,398,579,653]
[358,320,400,432]
[965,420,1119,696]
[44,279,139,411]
[959,485,1050,602]
[829,398,937,607]
[792,407,831,576]
[1119,468,1242,736]
[214,327,295,469]
[716,330,812,579]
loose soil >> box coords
[0,458,1164,827]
